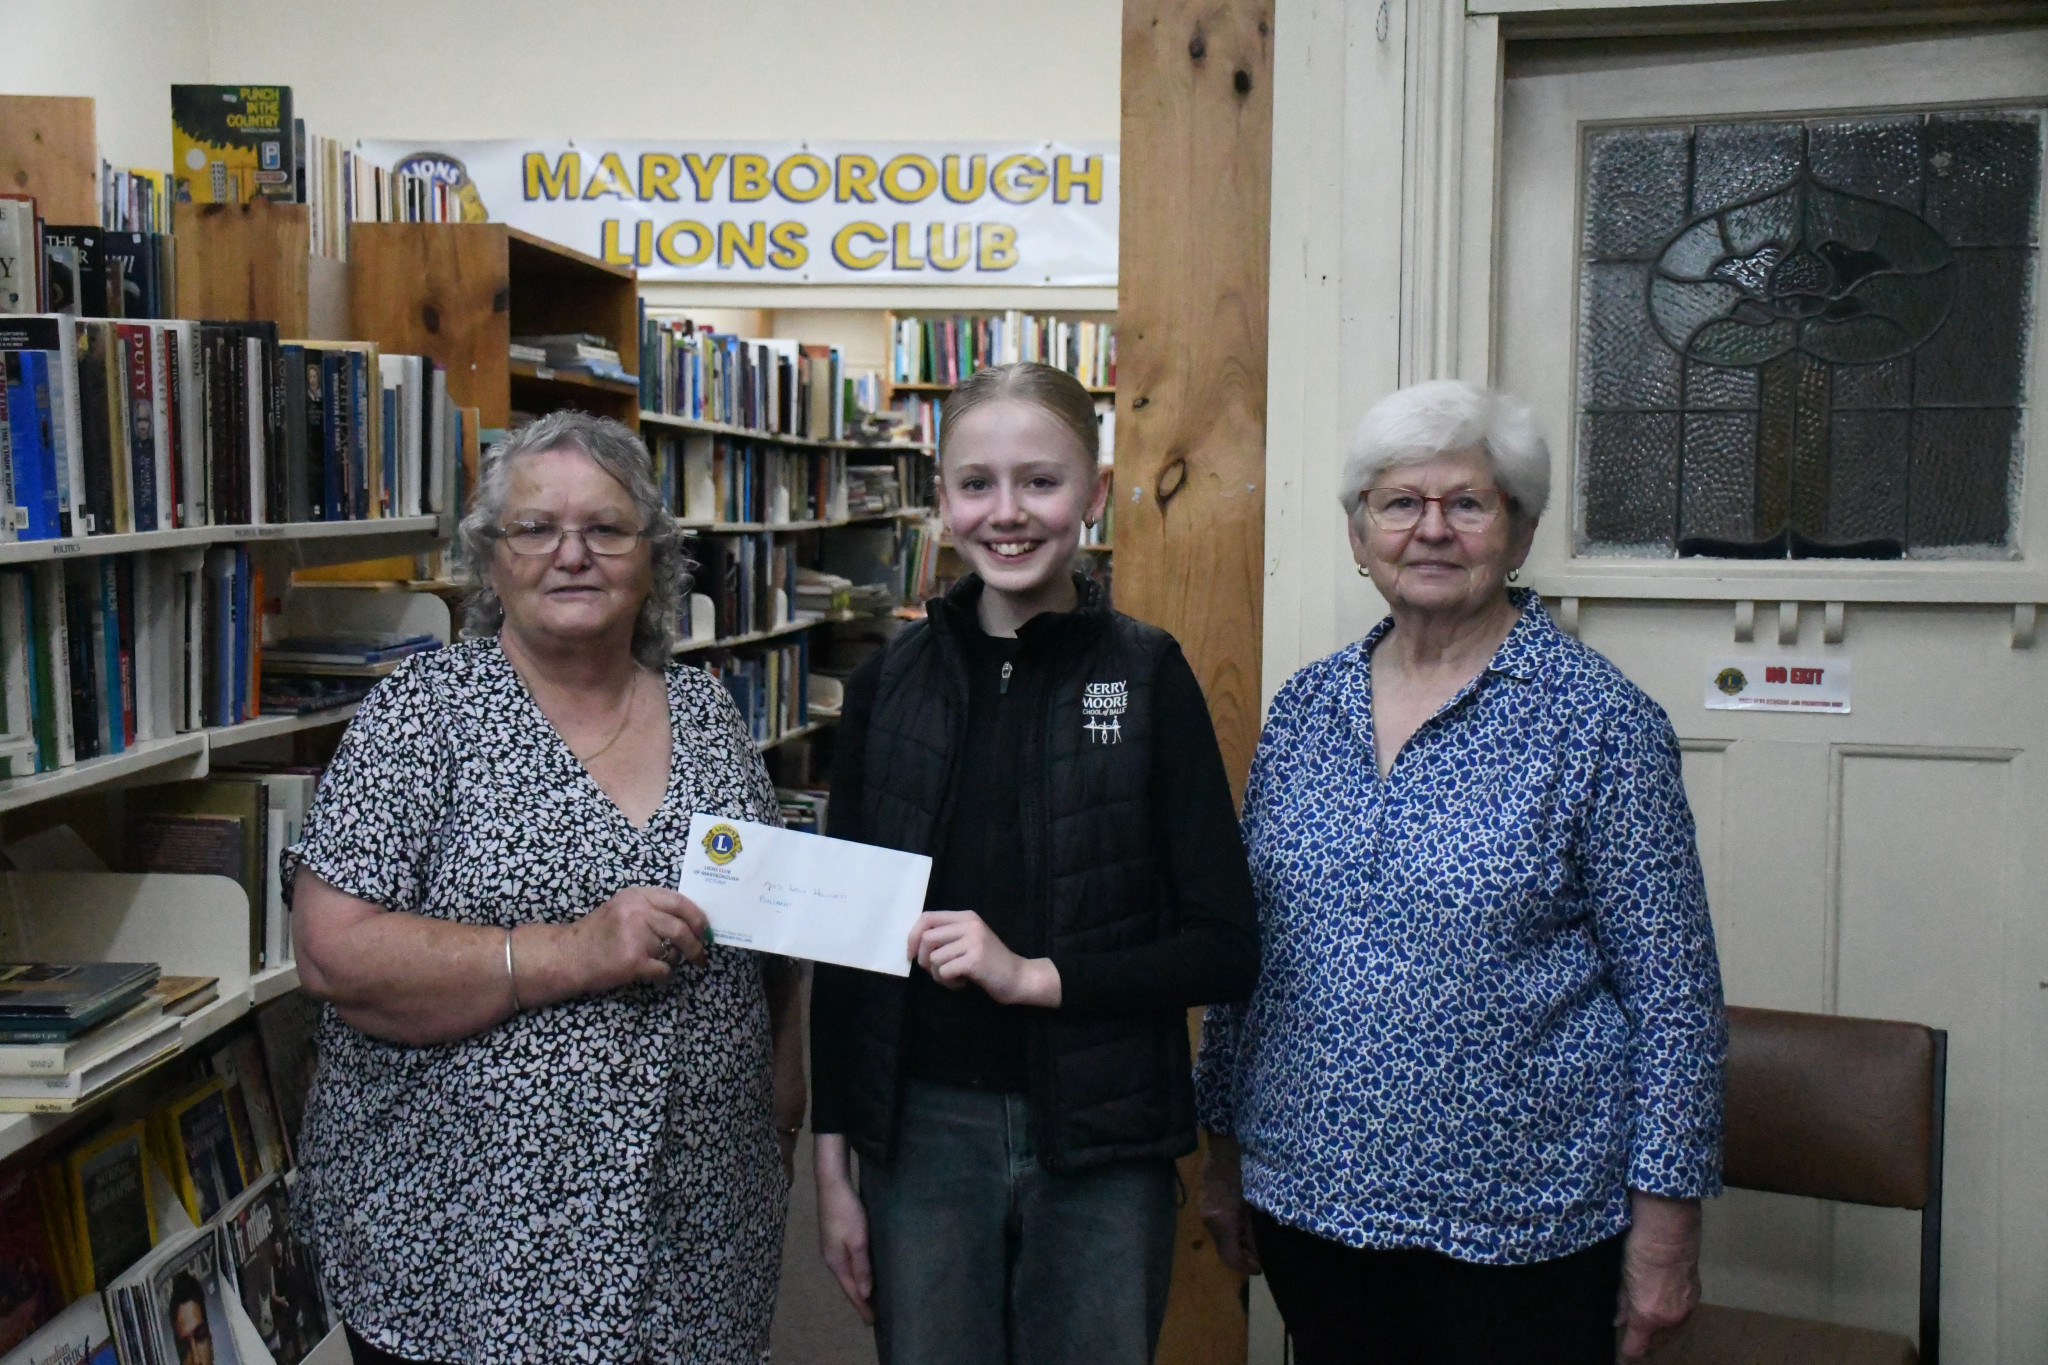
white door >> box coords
[1497,24,2048,1364]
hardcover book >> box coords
[171,86,295,206]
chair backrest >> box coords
[1721,1004,1948,1364]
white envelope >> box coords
[677,813,932,976]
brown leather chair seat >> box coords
[1646,1303,1918,1365]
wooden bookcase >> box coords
[349,224,640,431]
[171,199,351,340]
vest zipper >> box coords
[1000,661,1013,694]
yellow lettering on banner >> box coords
[730,155,771,202]
[881,154,938,204]
[600,219,636,265]
[1053,154,1103,205]
[584,152,634,200]
[636,220,654,265]
[773,154,830,204]
[977,223,1020,271]
[836,154,879,203]
[684,153,728,201]
[942,155,988,203]
[525,151,580,200]
[769,221,809,268]
[832,221,887,269]
[640,153,682,201]
[720,220,768,268]
[929,223,972,271]
[992,155,1047,203]
[658,220,713,266]
[891,222,926,270]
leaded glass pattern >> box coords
[1574,109,2041,558]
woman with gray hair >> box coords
[287,411,802,1365]
[1194,381,1726,1363]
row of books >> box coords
[0,315,455,538]
[653,434,852,527]
[887,390,1115,459]
[776,786,830,835]
[816,519,943,613]
[686,534,800,641]
[0,548,265,777]
[0,205,174,322]
[702,639,810,748]
[640,315,850,440]
[100,168,172,238]
[0,1000,328,1364]
[855,451,938,515]
[889,311,1117,390]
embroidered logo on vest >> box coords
[1083,681,1128,744]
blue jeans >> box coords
[860,1081,1179,1365]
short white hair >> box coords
[1338,380,1551,523]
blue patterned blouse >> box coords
[1195,590,1724,1265]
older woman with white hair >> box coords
[287,411,802,1365]
[1194,381,1725,1364]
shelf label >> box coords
[48,541,83,555]
[1705,657,1850,713]
[230,525,289,539]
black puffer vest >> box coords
[837,576,1197,1171]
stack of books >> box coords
[512,333,632,386]
[0,963,182,1115]
[890,311,1117,390]
[259,632,440,715]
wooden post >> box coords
[1119,4,1273,1365]
[0,96,97,223]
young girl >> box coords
[810,362,1259,1365]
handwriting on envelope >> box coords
[677,813,933,976]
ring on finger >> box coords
[656,935,679,965]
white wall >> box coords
[0,0,211,171]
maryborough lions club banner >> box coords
[355,140,1118,285]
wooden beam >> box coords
[1119,4,1272,1365]
[0,96,97,224]
[1117,0,1272,804]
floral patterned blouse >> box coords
[285,639,786,1363]
[1195,591,1725,1265]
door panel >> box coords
[1503,28,2048,1361]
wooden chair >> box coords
[1646,1005,1948,1365]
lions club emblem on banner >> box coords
[702,823,744,865]
[1082,681,1128,744]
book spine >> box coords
[99,557,126,753]
[108,325,133,534]
[0,353,19,543]
[281,343,308,523]
[244,334,266,524]
[24,350,62,540]
[150,324,172,530]
[0,569,28,777]
[36,564,74,766]
[117,325,157,532]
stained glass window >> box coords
[1574,109,2041,558]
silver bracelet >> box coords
[505,927,523,1013]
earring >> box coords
[1357,565,1370,578]
[1507,569,1521,584]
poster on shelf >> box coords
[352,139,1119,286]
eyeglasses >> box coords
[492,521,647,556]
[1360,486,1509,533]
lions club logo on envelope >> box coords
[702,823,744,866]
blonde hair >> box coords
[940,362,1099,469]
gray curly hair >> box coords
[455,410,687,669]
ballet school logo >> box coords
[1082,681,1128,744]
[702,823,744,866]
[1714,667,1748,696]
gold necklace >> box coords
[574,672,639,764]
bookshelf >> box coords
[350,223,641,430]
